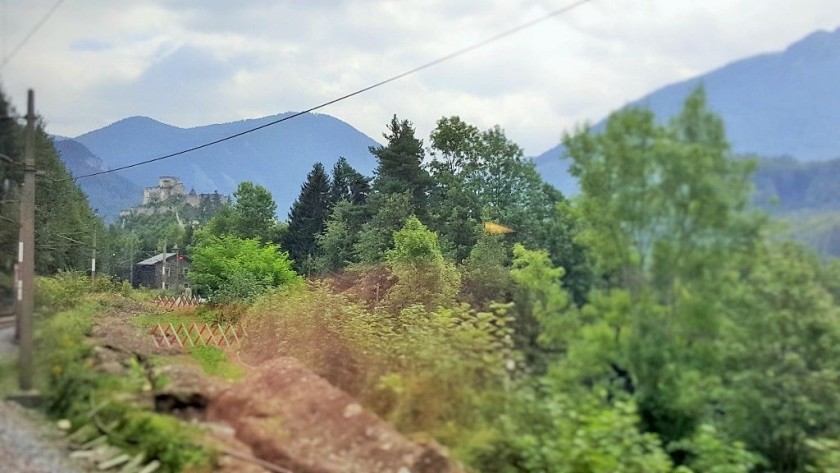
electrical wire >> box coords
[72,0,593,181]
[0,0,65,69]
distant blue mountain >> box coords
[53,138,142,221]
[71,113,380,219]
[535,26,840,196]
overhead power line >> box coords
[73,0,593,181]
[0,0,66,69]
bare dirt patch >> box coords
[208,357,462,473]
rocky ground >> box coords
[0,400,87,473]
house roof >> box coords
[136,252,177,266]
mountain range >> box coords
[535,26,840,195]
[56,26,840,228]
[58,113,379,221]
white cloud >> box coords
[1,0,838,154]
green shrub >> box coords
[189,235,298,302]
[35,272,132,312]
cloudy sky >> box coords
[1,0,838,155]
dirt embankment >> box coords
[91,304,461,473]
[208,357,461,473]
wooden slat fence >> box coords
[153,295,201,311]
[150,323,244,349]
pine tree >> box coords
[330,157,371,205]
[283,162,332,271]
[370,115,431,215]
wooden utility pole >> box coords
[91,228,97,280]
[18,89,35,391]
[161,241,167,290]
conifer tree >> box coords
[330,157,371,205]
[283,162,331,271]
[370,115,431,216]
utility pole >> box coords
[128,232,136,286]
[91,228,97,281]
[161,241,167,290]
[18,89,35,391]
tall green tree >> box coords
[719,243,840,472]
[560,87,765,447]
[314,201,356,273]
[283,163,331,272]
[371,115,431,216]
[0,91,22,299]
[426,116,589,296]
[427,117,483,262]
[204,181,281,244]
[231,181,278,241]
[30,116,102,274]
[330,157,371,205]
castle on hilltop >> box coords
[121,176,228,218]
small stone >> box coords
[343,402,362,418]
[57,419,72,430]
[138,460,161,473]
[119,453,145,473]
[99,453,131,470]
[70,450,96,460]
[81,435,108,449]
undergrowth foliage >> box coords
[35,271,133,311]
[34,274,214,473]
[240,282,516,453]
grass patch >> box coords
[189,346,244,380]
[131,311,200,329]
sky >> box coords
[1,0,839,156]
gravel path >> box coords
[0,401,86,473]
[1,326,85,473]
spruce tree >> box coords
[330,156,371,205]
[283,162,331,271]
[370,115,431,216]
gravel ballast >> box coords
[0,400,85,473]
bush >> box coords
[189,235,298,302]
[36,272,131,312]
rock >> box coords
[118,453,145,473]
[137,460,161,473]
[57,419,72,431]
[98,453,131,470]
[207,357,461,473]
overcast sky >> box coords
[1,0,838,155]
